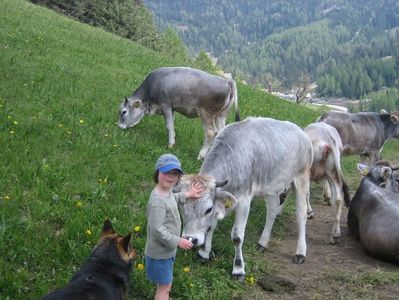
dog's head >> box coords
[94,219,137,265]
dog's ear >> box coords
[119,233,132,253]
[101,219,116,237]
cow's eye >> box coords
[121,110,127,116]
[205,207,212,215]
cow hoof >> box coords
[330,236,340,245]
[257,244,266,253]
[197,253,210,264]
[232,273,246,282]
[293,254,305,264]
[167,144,175,148]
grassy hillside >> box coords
[2,1,397,299]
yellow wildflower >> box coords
[136,263,144,271]
[183,267,190,273]
[10,130,14,134]
[79,119,84,124]
[134,226,141,233]
[13,121,18,125]
[85,229,92,236]
[75,201,83,208]
[4,195,10,200]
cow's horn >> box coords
[215,179,228,187]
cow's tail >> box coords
[230,80,240,122]
[342,179,351,208]
[331,139,351,207]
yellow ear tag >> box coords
[225,199,232,209]
[360,168,369,176]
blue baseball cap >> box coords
[155,154,183,174]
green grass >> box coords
[1,1,398,299]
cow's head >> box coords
[175,174,237,247]
[358,162,399,192]
[118,97,146,129]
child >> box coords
[145,154,204,300]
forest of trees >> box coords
[144,0,399,99]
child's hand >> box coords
[185,182,205,199]
[178,238,193,250]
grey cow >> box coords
[118,67,239,160]
[318,110,399,164]
[175,117,314,279]
[348,162,399,263]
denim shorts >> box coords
[145,256,175,285]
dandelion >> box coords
[85,229,92,236]
[9,130,14,134]
[183,266,190,273]
[136,263,144,271]
[67,131,72,135]
[7,116,11,119]
[113,144,117,148]
[134,226,141,233]
[79,119,84,125]
[4,195,10,201]
[104,134,109,137]
[245,275,255,285]
[75,201,83,208]
[58,124,63,127]
[13,121,18,125]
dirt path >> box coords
[244,201,399,300]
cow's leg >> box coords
[359,154,369,165]
[163,108,175,147]
[258,194,279,249]
[231,198,251,280]
[369,151,381,165]
[327,175,343,245]
[306,188,314,219]
[323,179,332,205]
[293,171,309,264]
[197,110,217,160]
[215,109,229,132]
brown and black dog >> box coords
[42,219,137,300]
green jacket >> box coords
[144,189,186,259]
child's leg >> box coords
[155,283,172,300]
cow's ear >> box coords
[214,190,237,220]
[381,167,392,181]
[357,163,370,176]
[124,97,129,106]
[131,100,142,108]
[390,113,399,124]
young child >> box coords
[145,154,203,300]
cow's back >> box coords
[144,67,231,109]
[318,111,383,156]
[200,117,313,196]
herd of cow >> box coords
[118,67,399,280]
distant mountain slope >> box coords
[144,0,399,98]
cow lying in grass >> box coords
[348,162,399,263]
